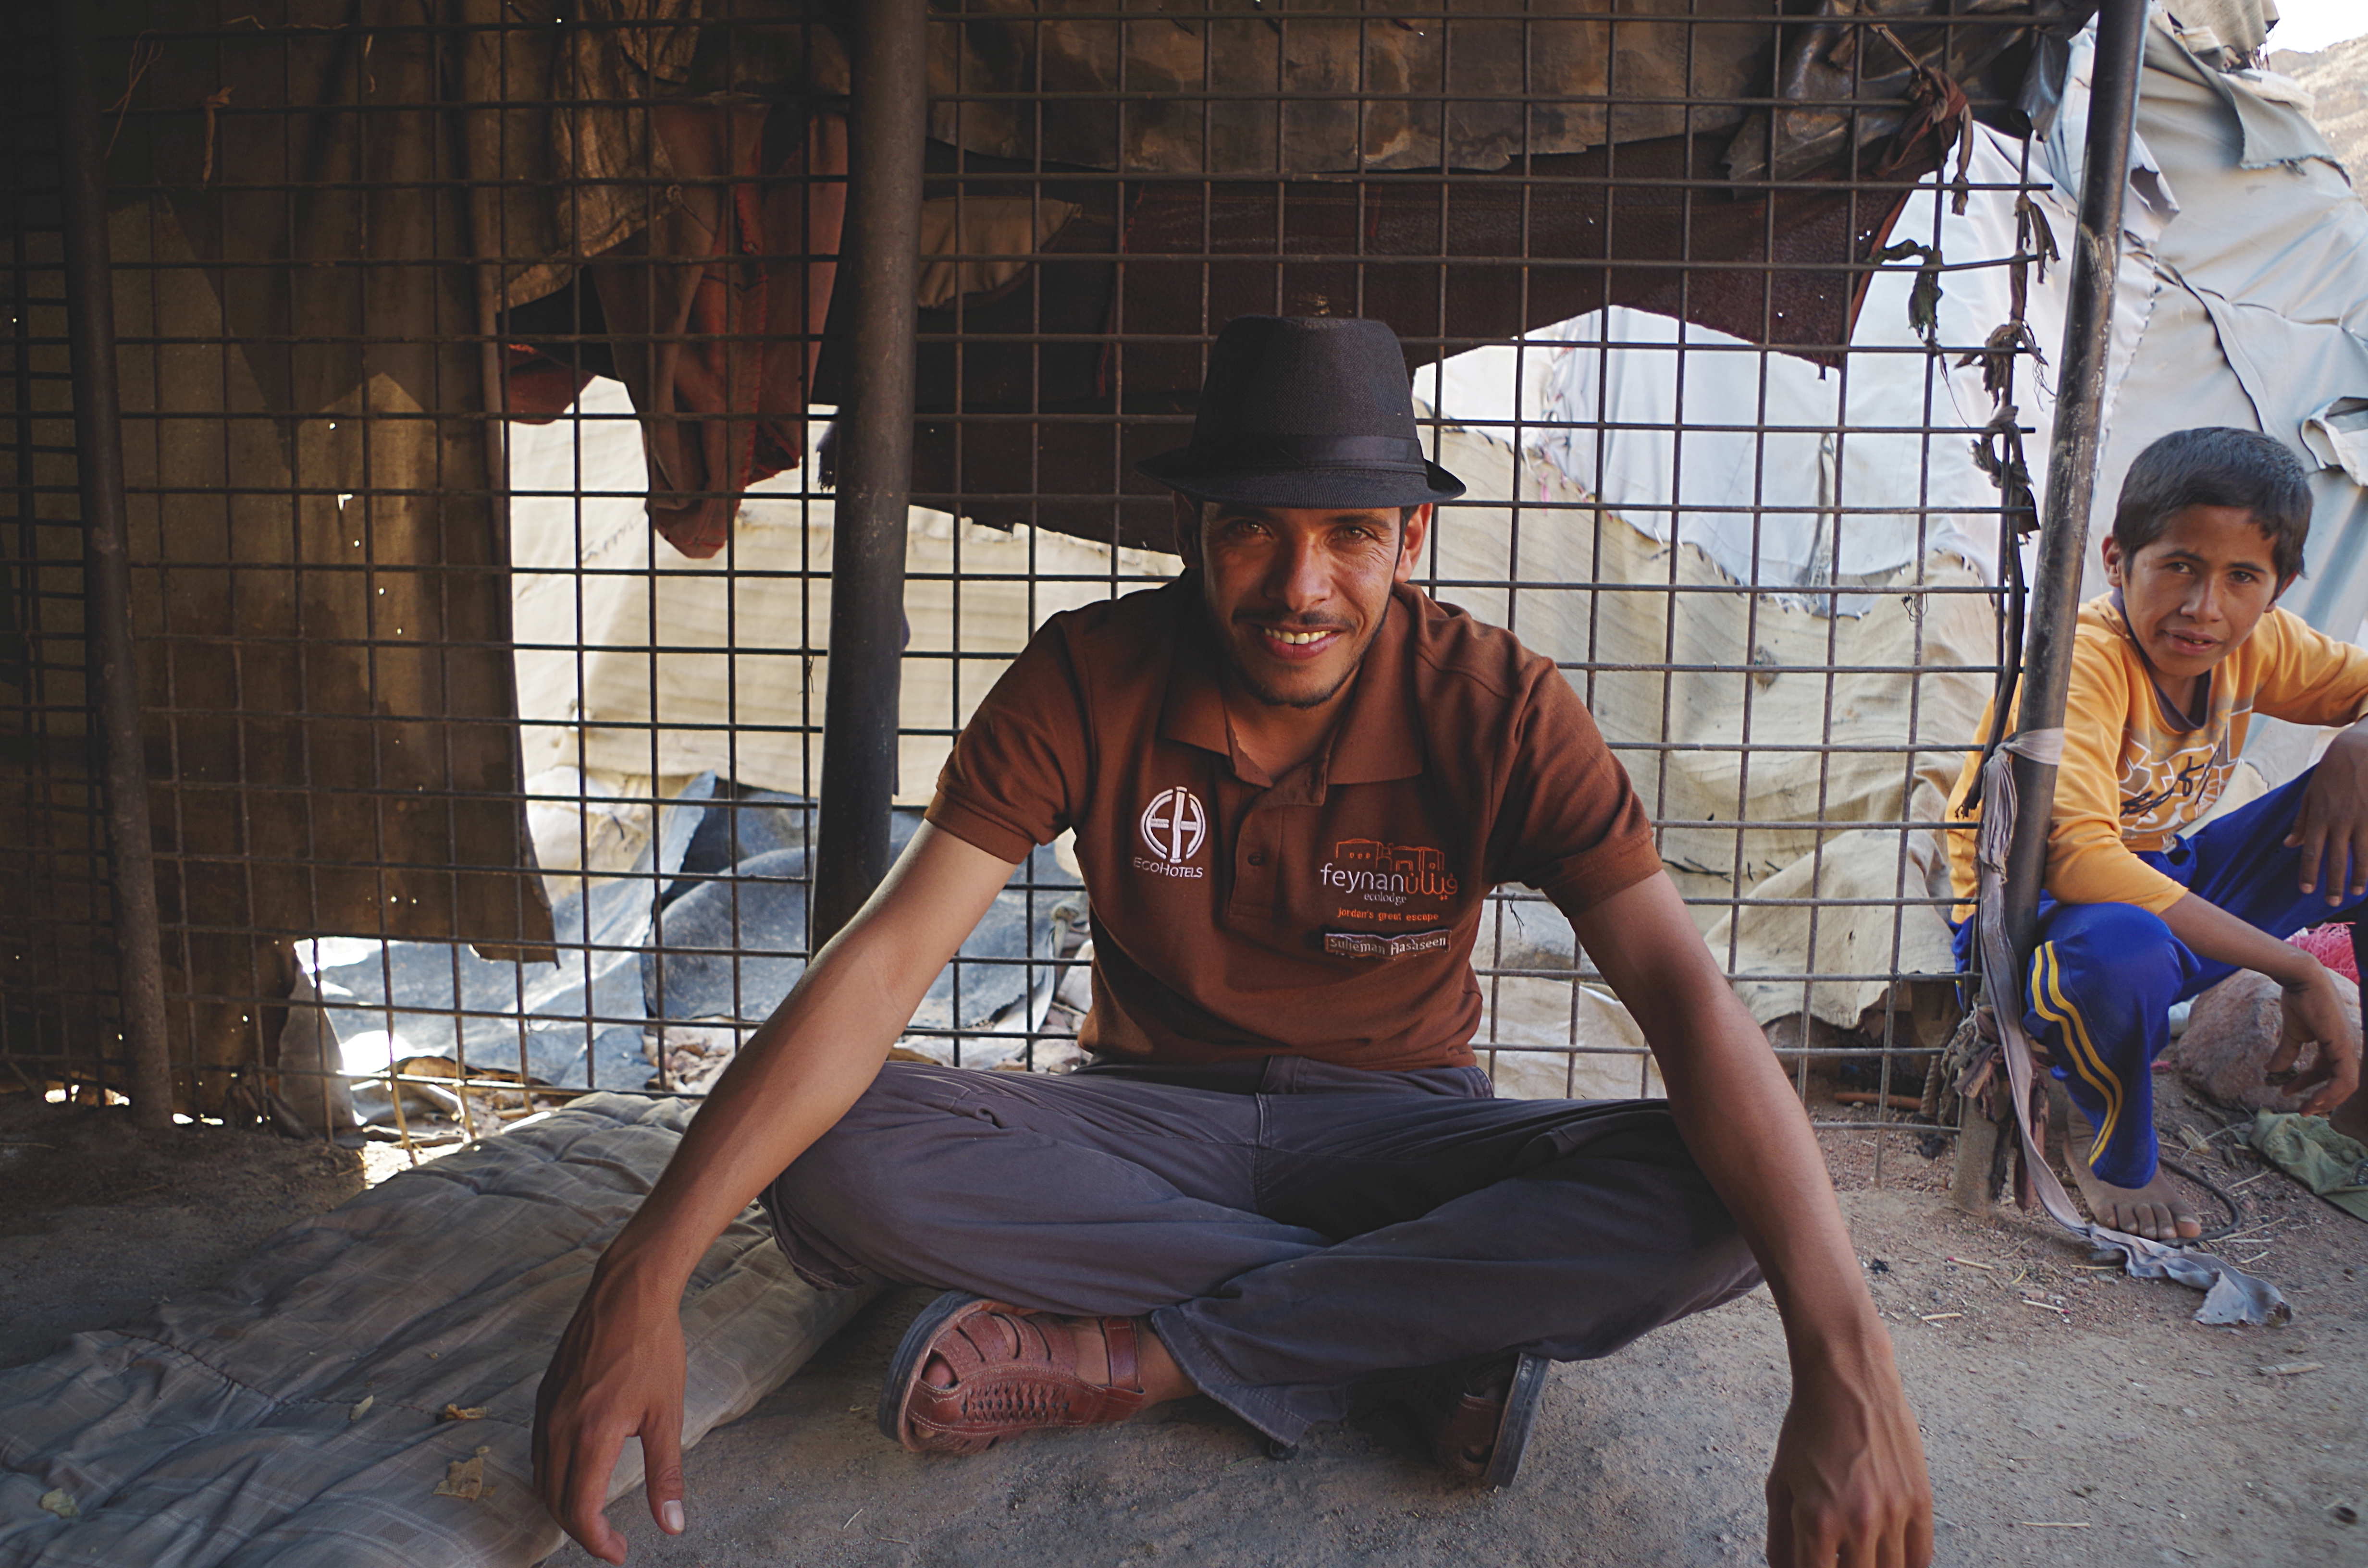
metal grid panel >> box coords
[0,3,2085,1169]
[0,12,124,1094]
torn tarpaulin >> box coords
[308,774,1080,1097]
[641,788,1078,1033]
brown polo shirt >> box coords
[924,576,1661,1072]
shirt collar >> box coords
[1157,576,1233,758]
[1156,575,1427,788]
[1325,581,1426,785]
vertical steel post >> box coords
[1951,0,2148,1211]
[1999,0,2148,954]
[811,1,927,944]
[55,0,175,1128]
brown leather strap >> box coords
[899,1300,1150,1452]
[1100,1314,1140,1395]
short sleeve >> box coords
[1489,663,1663,911]
[924,619,1090,865]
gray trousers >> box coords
[763,1055,1763,1446]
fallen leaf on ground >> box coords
[348,1395,374,1421]
[432,1448,494,1501]
[436,1403,486,1422]
[37,1489,77,1520]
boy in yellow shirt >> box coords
[1946,427,2368,1241]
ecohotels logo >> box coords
[1135,786,1207,879]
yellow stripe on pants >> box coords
[2028,941,2124,1169]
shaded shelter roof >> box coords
[477,0,2097,553]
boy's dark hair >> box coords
[2112,427,2312,583]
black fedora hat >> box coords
[1136,316,1466,509]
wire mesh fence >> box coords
[3,17,117,1103]
[1,2,2098,1176]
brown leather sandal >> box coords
[1426,1351,1550,1487]
[880,1291,1152,1455]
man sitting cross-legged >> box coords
[534,316,1932,1568]
[1947,427,2368,1242]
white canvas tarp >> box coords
[509,382,1182,817]
[2083,20,2368,646]
[1503,121,2154,600]
[1429,428,1985,1041]
[1454,11,2366,786]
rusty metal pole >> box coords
[1999,0,2148,949]
[55,0,175,1128]
[811,0,927,945]
[1954,0,2149,1209]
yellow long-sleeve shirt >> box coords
[1946,596,2368,916]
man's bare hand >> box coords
[1764,1348,1933,1568]
[2285,726,2368,905]
[2273,961,2364,1117]
[533,1270,690,1564]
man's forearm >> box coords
[596,825,1022,1297]
[1569,879,1885,1357]
[1644,980,1889,1363]
[534,829,1023,1561]
[1567,874,1930,1563]
[592,942,928,1290]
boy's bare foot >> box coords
[2065,1158,2202,1242]
[2039,1078,2201,1241]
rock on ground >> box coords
[2170,969,2362,1113]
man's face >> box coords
[1179,496,1431,710]
[2101,503,2288,686]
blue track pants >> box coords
[1952,766,2368,1188]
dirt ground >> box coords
[4,1084,2363,1568]
[0,1096,376,1370]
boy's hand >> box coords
[2286,725,2368,905]
[2272,961,2363,1117]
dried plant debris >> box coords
[1876,239,1945,346]
[37,1489,77,1521]
[348,1394,374,1421]
[432,1447,494,1501]
[436,1403,488,1422]
[643,1018,750,1096]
